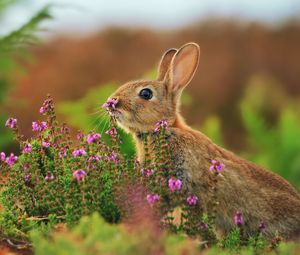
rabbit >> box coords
[104,42,300,240]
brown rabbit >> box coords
[105,42,300,240]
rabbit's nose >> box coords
[112,96,119,103]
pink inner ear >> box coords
[157,48,177,81]
[171,44,200,93]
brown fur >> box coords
[107,42,300,240]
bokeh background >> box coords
[1,0,300,188]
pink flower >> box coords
[209,160,225,173]
[154,120,168,133]
[259,222,265,232]
[102,97,119,109]
[105,152,119,164]
[87,155,101,169]
[86,133,101,144]
[42,141,51,148]
[32,122,40,131]
[200,222,208,230]
[187,195,198,206]
[73,169,87,181]
[40,121,48,130]
[6,153,18,166]
[1,152,6,161]
[5,118,17,129]
[39,97,53,115]
[45,172,55,181]
[73,148,87,157]
[32,121,48,132]
[141,168,154,177]
[168,178,182,192]
[77,133,84,141]
[39,106,46,114]
[59,148,67,158]
[24,173,32,183]
[234,211,244,226]
[105,127,117,137]
[146,193,160,205]
[23,144,32,153]
[88,156,100,162]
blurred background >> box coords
[1,0,300,188]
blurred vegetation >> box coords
[0,0,51,151]
[31,212,198,255]
[31,212,300,255]
[239,75,300,189]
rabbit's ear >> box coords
[168,43,200,93]
[157,48,177,81]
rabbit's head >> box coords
[105,43,200,133]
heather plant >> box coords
[0,95,281,254]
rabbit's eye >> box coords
[139,88,153,100]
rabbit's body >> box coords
[135,118,300,239]
[105,43,300,240]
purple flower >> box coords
[105,127,117,137]
[39,106,46,114]
[102,97,119,109]
[168,178,182,192]
[209,160,225,173]
[154,120,168,133]
[32,121,48,132]
[187,195,198,206]
[23,144,32,153]
[1,152,6,161]
[6,153,18,167]
[200,222,208,230]
[77,133,84,141]
[45,172,55,181]
[234,211,244,226]
[87,155,101,169]
[40,121,48,130]
[39,97,53,115]
[59,148,67,158]
[88,156,100,162]
[105,152,119,164]
[146,193,160,205]
[86,133,101,144]
[141,168,154,177]
[24,173,32,183]
[42,141,51,148]
[32,122,41,131]
[73,148,87,157]
[5,118,17,129]
[73,169,87,181]
[259,222,265,232]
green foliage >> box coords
[31,212,198,255]
[29,213,300,255]
[200,115,224,146]
[219,227,241,251]
[239,75,300,189]
[0,5,52,52]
